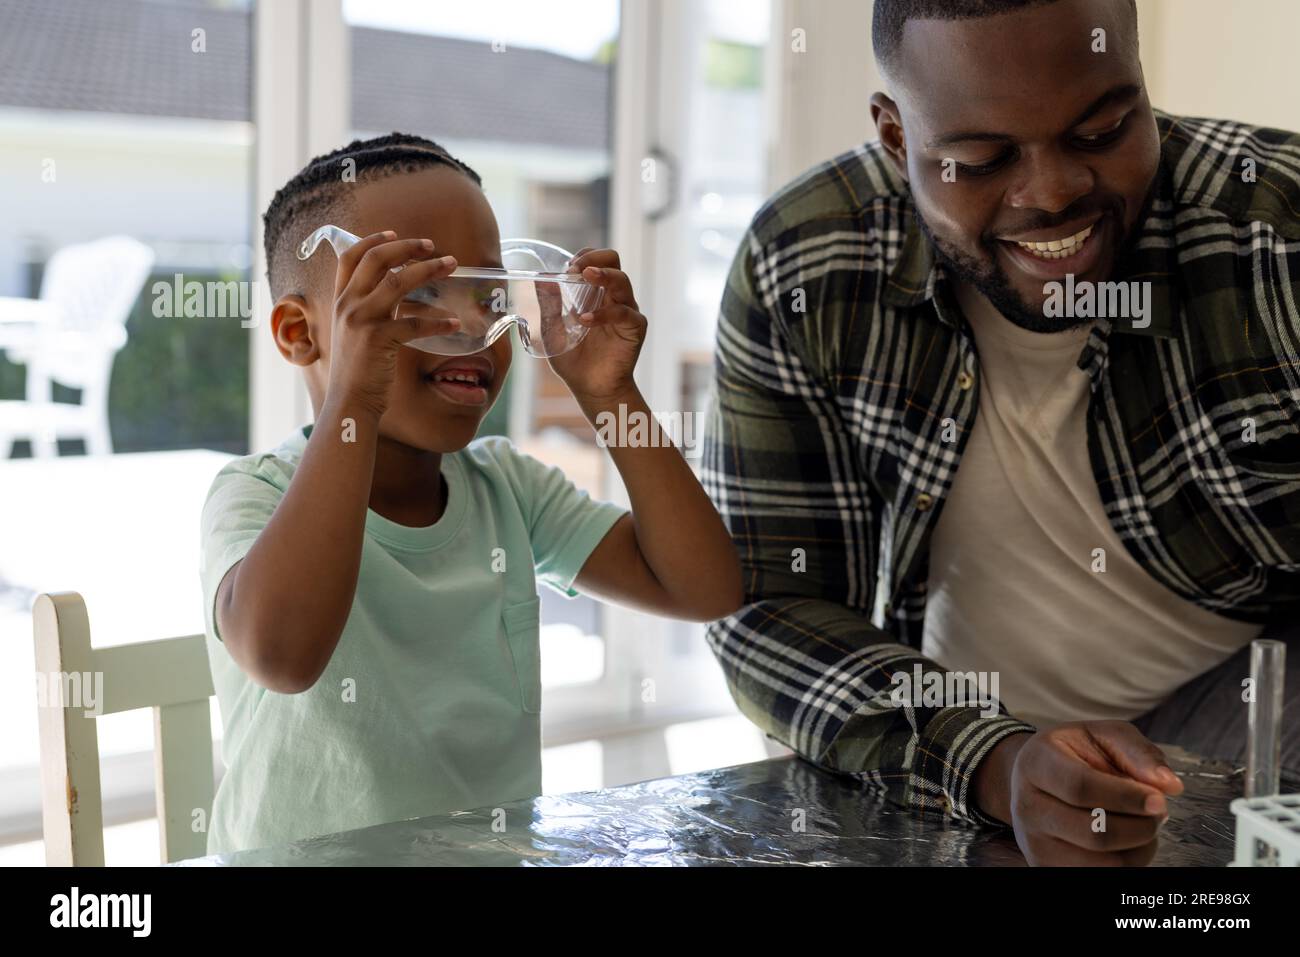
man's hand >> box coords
[973,721,1185,866]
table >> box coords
[0,296,54,350]
[178,745,1242,866]
[0,296,54,324]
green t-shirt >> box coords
[199,426,626,854]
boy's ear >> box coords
[270,295,320,366]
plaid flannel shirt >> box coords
[701,111,1300,827]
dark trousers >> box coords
[1130,618,1300,789]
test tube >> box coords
[1245,638,1286,799]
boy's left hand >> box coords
[547,248,645,404]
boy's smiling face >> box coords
[301,164,514,452]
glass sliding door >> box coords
[0,0,257,863]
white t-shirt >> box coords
[921,285,1261,729]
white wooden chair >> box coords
[0,236,155,458]
[33,591,215,865]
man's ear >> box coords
[270,295,320,367]
[869,91,908,183]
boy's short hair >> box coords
[262,132,482,299]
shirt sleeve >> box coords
[199,460,285,642]
[701,227,1035,827]
[499,441,627,598]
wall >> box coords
[1138,0,1300,132]
[765,0,1299,190]
[764,0,879,191]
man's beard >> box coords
[915,212,1091,334]
[913,187,1151,335]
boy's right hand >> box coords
[326,230,461,418]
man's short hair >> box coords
[872,0,1138,81]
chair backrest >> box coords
[33,592,215,865]
[37,236,155,386]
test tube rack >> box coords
[1230,794,1300,866]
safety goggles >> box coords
[297,225,602,358]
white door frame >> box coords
[250,0,348,451]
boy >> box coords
[199,133,742,854]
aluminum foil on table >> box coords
[181,746,1241,866]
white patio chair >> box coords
[33,591,215,865]
[0,236,155,458]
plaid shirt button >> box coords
[916,493,934,511]
[957,370,974,390]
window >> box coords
[0,0,256,849]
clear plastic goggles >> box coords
[297,225,602,358]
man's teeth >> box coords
[1014,224,1094,260]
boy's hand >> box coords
[547,248,646,404]
[326,230,461,418]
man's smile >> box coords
[1001,216,1100,257]
[996,212,1110,282]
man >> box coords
[702,0,1300,866]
